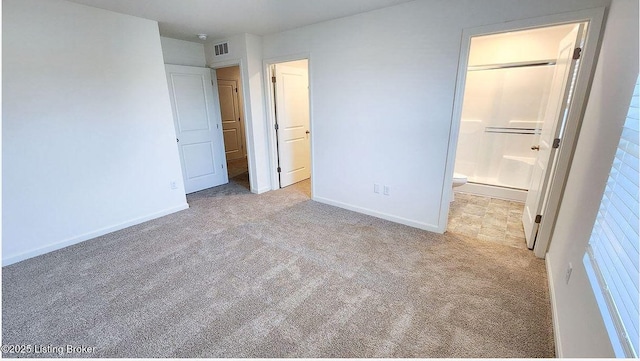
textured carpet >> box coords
[2,178,554,358]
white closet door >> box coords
[166,65,228,193]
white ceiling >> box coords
[66,0,416,43]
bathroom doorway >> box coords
[451,23,587,250]
[444,8,606,256]
[453,23,583,202]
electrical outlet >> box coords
[170,181,178,190]
[374,184,380,194]
[383,185,390,196]
[565,263,573,284]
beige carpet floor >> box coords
[2,177,554,358]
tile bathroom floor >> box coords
[447,192,528,250]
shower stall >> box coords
[454,24,575,201]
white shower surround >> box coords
[454,24,576,201]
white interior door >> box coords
[165,65,228,194]
[274,63,311,187]
[217,79,245,161]
[522,24,583,248]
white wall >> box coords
[468,24,577,66]
[260,0,610,231]
[205,34,272,193]
[204,34,247,68]
[546,0,638,357]
[160,37,206,67]
[2,0,188,265]
[244,34,272,193]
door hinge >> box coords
[221,164,224,169]
[535,215,542,224]
[277,167,281,173]
[271,76,276,83]
[553,138,561,149]
[573,47,582,60]
[275,123,279,131]
[216,124,219,129]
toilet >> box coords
[451,173,468,202]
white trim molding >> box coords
[546,253,564,358]
[2,203,189,266]
[314,196,440,233]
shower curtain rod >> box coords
[468,60,556,71]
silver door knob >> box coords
[531,145,540,150]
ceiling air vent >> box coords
[214,42,229,56]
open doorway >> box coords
[454,24,582,201]
[452,23,585,249]
[447,21,592,252]
[269,59,312,195]
[215,65,250,190]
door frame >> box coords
[208,59,256,192]
[441,7,606,258]
[263,53,314,195]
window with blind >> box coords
[584,75,639,358]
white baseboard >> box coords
[546,253,563,358]
[313,196,440,233]
[2,203,190,266]
[253,186,272,194]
